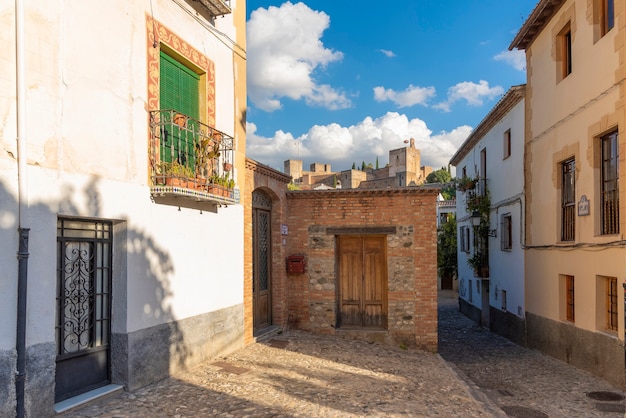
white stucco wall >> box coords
[454,95,525,316]
[0,0,245,348]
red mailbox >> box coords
[286,255,306,274]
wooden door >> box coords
[337,235,387,329]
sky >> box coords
[245,0,538,173]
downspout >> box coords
[15,0,30,417]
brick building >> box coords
[245,158,440,352]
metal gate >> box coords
[55,218,112,402]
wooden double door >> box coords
[337,235,388,329]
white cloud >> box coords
[247,2,349,112]
[373,85,436,108]
[494,49,526,71]
[433,80,504,112]
[246,112,472,172]
[378,49,396,58]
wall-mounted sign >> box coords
[578,195,590,216]
[281,224,288,235]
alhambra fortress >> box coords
[284,138,434,190]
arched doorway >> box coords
[252,189,272,334]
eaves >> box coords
[449,85,525,167]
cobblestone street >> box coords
[59,290,626,417]
[438,290,625,417]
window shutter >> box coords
[159,52,200,167]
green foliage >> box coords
[160,161,194,178]
[426,167,452,184]
[376,157,379,169]
[288,182,300,191]
[352,162,356,170]
[456,175,478,191]
[361,161,366,170]
[437,214,457,280]
[440,185,456,200]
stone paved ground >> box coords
[59,290,626,417]
[438,289,626,418]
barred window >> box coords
[561,159,575,241]
[460,226,470,253]
[500,214,512,251]
[607,277,618,331]
[601,131,619,235]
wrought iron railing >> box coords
[149,109,237,205]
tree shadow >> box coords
[0,176,191,415]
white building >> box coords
[0,0,246,416]
[449,85,526,344]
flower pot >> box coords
[173,113,187,127]
[166,177,186,187]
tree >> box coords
[426,167,455,200]
[352,162,356,170]
[361,161,366,170]
[376,157,379,169]
[426,167,452,184]
[437,215,457,282]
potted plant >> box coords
[195,137,221,178]
[161,160,194,187]
[468,252,482,275]
[456,175,478,192]
[173,113,187,127]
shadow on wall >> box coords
[0,175,188,415]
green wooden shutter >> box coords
[159,52,200,168]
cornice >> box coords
[246,158,292,183]
[449,85,526,166]
[509,0,566,50]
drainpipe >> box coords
[15,0,30,417]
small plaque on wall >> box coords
[578,195,590,216]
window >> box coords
[607,276,618,331]
[602,0,615,36]
[601,130,619,235]
[160,51,200,168]
[558,23,572,80]
[503,129,511,159]
[501,290,507,311]
[460,226,470,252]
[500,214,512,250]
[561,159,575,241]
[462,166,467,178]
[565,275,575,322]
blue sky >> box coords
[245,1,537,172]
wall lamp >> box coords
[469,211,497,237]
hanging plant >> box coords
[456,175,478,192]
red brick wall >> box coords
[244,159,291,344]
[285,188,439,352]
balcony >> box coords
[149,109,238,212]
[193,0,231,17]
